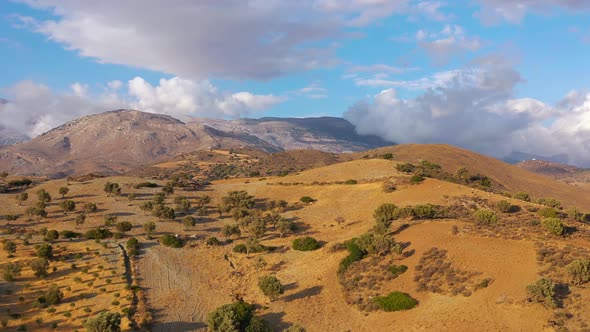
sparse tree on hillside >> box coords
[152,192,166,205]
[196,195,211,208]
[175,198,191,215]
[115,221,133,234]
[127,193,136,201]
[1,262,21,282]
[143,221,156,237]
[197,206,208,220]
[36,243,53,259]
[58,186,69,198]
[104,215,118,227]
[16,192,28,206]
[258,275,284,301]
[26,206,48,222]
[182,216,196,230]
[276,218,295,238]
[248,216,267,239]
[59,200,76,214]
[44,230,59,243]
[84,202,98,214]
[222,224,241,241]
[216,204,224,217]
[373,204,398,235]
[3,240,16,257]
[245,237,260,257]
[36,189,51,203]
[140,201,154,215]
[30,258,49,278]
[75,213,86,228]
[36,200,46,209]
[162,183,174,196]
[103,182,122,199]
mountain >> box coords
[503,151,570,164]
[190,116,393,153]
[0,110,393,178]
[0,110,280,178]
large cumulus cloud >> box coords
[344,62,590,166]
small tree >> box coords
[566,259,590,286]
[258,275,284,301]
[292,237,320,251]
[103,182,121,198]
[44,284,63,305]
[197,206,208,220]
[83,312,121,332]
[245,237,260,257]
[162,183,174,196]
[36,243,53,259]
[526,278,556,308]
[222,224,241,241]
[104,215,118,227]
[1,262,21,281]
[58,186,69,199]
[373,203,397,234]
[140,201,154,215]
[3,240,16,257]
[115,221,133,233]
[37,189,52,203]
[182,216,196,230]
[26,207,48,222]
[248,217,267,239]
[75,213,86,228]
[84,202,98,214]
[473,209,498,226]
[16,192,28,206]
[59,200,76,214]
[143,221,156,237]
[276,218,295,238]
[31,258,49,278]
[513,191,531,202]
[45,230,59,243]
[160,234,183,248]
[206,301,254,332]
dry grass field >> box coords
[1,146,590,331]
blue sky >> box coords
[1,1,590,164]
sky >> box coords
[1,1,590,165]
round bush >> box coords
[542,218,565,236]
[292,237,320,251]
[160,234,183,248]
[373,291,417,311]
[473,209,498,225]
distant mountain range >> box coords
[0,109,393,178]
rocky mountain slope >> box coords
[0,110,392,178]
[190,116,392,153]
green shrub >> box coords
[36,243,53,259]
[206,301,254,332]
[160,234,183,248]
[338,240,365,274]
[412,204,445,219]
[343,179,358,185]
[566,207,583,221]
[60,230,80,239]
[541,218,565,236]
[115,221,132,233]
[526,278,556,308]
[410,175,424,184]
[233,244,247,253]
[83,312,121,332]
[245,316,272,332]
[537,198,562,209]
[388,265,408,277]
[513,192,531,202]
[299,196,315,203]
[373,292,417,311]
[206,237,220,246]
[292,237,320,251]
[258,276,284,301]
[538,208,561,219]
[84,228,112,240]
[566,259,590,285]
[381,153,393,160]
[473,209,498,225]
[395,163,415,173]
[496,200,517,213]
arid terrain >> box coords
[1,143,590,332]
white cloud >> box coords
[344,62,590,167]
[418,25,482,65]
[313,0,410,26]
[474,0,590,24]
[0,77,285,138]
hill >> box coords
[354,144,590,210]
